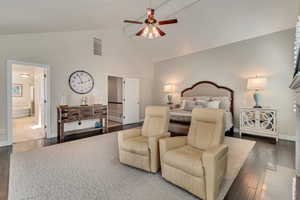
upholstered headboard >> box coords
[181,81,234,118]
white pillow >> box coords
[195,99,208,108]
[207,100,221,109]
[183,100,196,111]
[211,96,231,111]
[180,100,186,109]
[180,98,195,109]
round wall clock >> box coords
[69,70,94,94]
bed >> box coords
[168,81,234,136]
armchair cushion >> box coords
[163,145,204,177]
[120,136,149,156]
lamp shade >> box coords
[164,84,175,93]
[142,24,161,39]
[247,77,267,90]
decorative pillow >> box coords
[180,100,186,109]
[195,99,208,108]
[181,97,196,101]
[207,100,221,109]
[183,100,196,111]
[211,96,231,111]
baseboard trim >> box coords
[279,135,296,142]
[0,140,11,147]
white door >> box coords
[123,78,140,124]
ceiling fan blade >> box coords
[136,27,146,36]
[158,19,178,25]
[155,27,166,37]
[124,20,143,24]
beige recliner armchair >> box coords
[160,108,228,200]
[118,106,170,173]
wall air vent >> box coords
[93,38,102,56]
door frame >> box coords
[106,74,124,124]
[6,60,51,145]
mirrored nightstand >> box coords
[239,107,278,142]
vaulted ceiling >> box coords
[0,0,298,62]
[0,0,167,35]
[130,0,299,62]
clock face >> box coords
[69,70,94,94]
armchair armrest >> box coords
[159,136,187,162]
[202,144,228,162]
[118,128,141,144]
[148,132,171,144]
[202,144,228,200]
[148,132,171,172]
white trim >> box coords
[5,60,51,146]
[279,134,296,142]
[0,140,11,147]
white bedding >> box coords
[169,109,233,132]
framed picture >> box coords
[12,84,23,97]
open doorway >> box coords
[107,76,124,127]
[107,75,140,127]
[7,61,49,144]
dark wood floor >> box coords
[0,123,295,200]
[225,134,295,200]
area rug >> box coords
[9,133,255,200]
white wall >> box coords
[153,29,296,138]
[0,29,154,144]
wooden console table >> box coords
[57,104,108,142]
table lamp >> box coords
[247,76,267,108]
[164,84,175,104]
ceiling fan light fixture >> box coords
[142,26,149,37]
[153,26,159,36]
[124,6,178,39]
[142,24,160,39]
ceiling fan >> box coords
[124,7,178,39]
